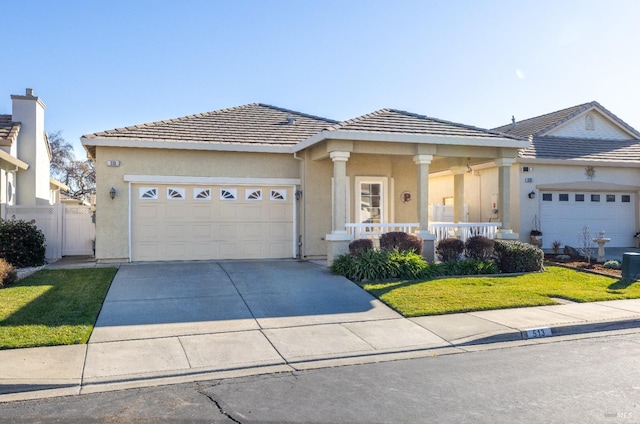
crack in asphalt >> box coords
[196,384,242,424]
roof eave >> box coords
[517,157,640,168]
[80,137,295,154]
[293,130,529,152]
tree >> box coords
[48,131,95,200]
[48,130,74,181]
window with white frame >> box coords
[167,187,185,199]
[194,188,211,200]
[139,187,158,200]
[355,177,388,225]
[220,188,237,200]
[246,189,262,201]
[270,189,286,201]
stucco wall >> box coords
[94,146,300,261]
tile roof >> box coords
[83,103,338,146]
[0,114,20,144]
[328,109,523,140]
[518,136,640,163]
[493,101,640,139]
[492,102,594,138]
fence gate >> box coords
[63,205,95,256]
[5,204,95,260]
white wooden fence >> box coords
[345,221,502,244]
[5,204,95,260]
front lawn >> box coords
[0,268,117,349]
[359,266,640,317]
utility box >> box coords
[622,252,640,280]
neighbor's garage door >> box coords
[132,184,294,261]
[540,192,635,248]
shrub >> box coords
[379,232,423,255]
[0,258,17,287]
[0,218,46,267]
[436,238,464,262]
[493,240,544,273]
[603,260,621,270]
[331,250,432,282]
[433,259,498,276]
[349,239,374,257]
[464,236,494,261]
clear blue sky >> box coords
[3,0,640,156]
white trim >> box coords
[517,157,640,167]
[292,184,297,258]
[128,182,132,263]
[536,106,640,139]
[354,176,389,225]
[124,175,301,185]
[81,137,293,154]
[294,130,528,152]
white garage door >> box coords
[540,192,635,248]
[132,184,294,261]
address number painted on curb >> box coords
[526,327,552,339]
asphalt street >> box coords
[1,331,639,423]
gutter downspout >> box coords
[293,152,304,259]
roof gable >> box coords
[493,101,640,140]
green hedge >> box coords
[0,218,46,268]
[493,240,544,273]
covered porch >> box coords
[294,109,529,263]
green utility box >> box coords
[622,252,640,280]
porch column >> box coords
[494,158,518,240]
[326,151,351,264]
[414,154,436,262]
[450,166,467,223]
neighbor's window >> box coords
[559,194,569,201]
[542,193,552,201]
[622,195,631,203]
[575,194,585,202]
[591,194,600,202]
[606,194,616,202]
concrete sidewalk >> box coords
[2,258,640,403]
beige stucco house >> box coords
[81,104,529,263]
[81,101,640,263]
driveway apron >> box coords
[83,260,449,384]
[90,260,399,343]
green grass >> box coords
[0,268,117,349]
[358,266,640,317]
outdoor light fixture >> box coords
[109,187,116,200]
[528,191,536,199]
[295,190,303,200]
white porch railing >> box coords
[345,223,420,242]
[429,222,502,242]
[345,222,502,244]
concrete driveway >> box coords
[90,260,404,343]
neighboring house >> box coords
[0,89,66,218]
[81,104,527,263]
[492,102,640,249]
